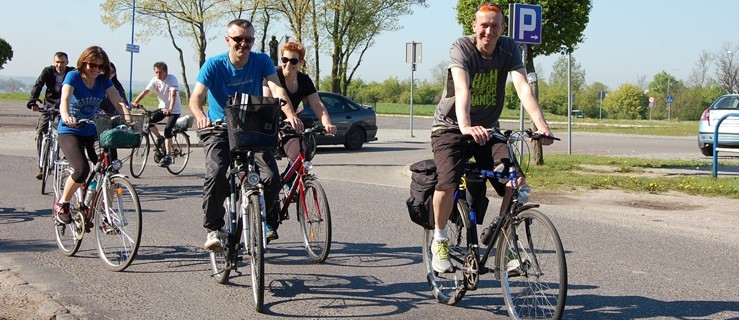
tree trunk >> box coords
[311,0,320,90]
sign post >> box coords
[406,42,422,137]
[649,96,655,120]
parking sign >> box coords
[512,4,542,44]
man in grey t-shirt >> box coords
[429,2,555,273]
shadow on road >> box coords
[565,293,739,319]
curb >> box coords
[0,264,75,320]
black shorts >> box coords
[431,129,513,195]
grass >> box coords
[1,93,161,108]
[523,154,739,198]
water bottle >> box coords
[480,216,501,246]
[84,179,97,206]
[518,185,532,204]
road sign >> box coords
[126,44,140,53]
[512,4,542,44]
[649,102,654,108]
[666,95,674,103]
[405,42,422,64]
[649,96,655,103]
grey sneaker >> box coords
[431,239,453,273]
[159,155,172,167]
[204,229,226,251]
[507,252,522,277]
[265,225,279,243]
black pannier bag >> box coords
[406,159,437,229]
[224,93,282,153]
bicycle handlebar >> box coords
[462,128,559,143]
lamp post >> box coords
[666,67,679,120]
[562,46,572,155]
[729,50,734,94]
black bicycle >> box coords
[31,99,61,195]
[128,105,191,177]
[422,129,568,320]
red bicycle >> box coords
[275,125,332,263]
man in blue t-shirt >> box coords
[190,19,301,250]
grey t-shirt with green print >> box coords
[432,35,523,131]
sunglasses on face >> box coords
[281,57,300,65]
[86,62,105,70]
[228,35,255,44]
[477,2,502,13]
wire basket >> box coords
[225,94,282,153]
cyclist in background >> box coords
[189,19,299,250]
[55,46,131,224]
[130,61,181,167]
[27,51,75,179]
[262,41,336,241]
[429,3,554,273]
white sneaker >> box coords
[431,239,454,273]
[507,253,522,277]
[204,230,226,251]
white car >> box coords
[697,94,739,156]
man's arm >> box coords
[130,89,150,107]
[510,68,553,143]
[451,67,489,145]
[27,68,48,110]
[167,88,177,114]
[189,82,211,129]
[265,73,303,132]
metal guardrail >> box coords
[712,113,739,177]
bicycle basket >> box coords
[224,94,281,152]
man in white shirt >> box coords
[131,62,182,166]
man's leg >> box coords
[201,130,230,249]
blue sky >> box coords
[1,0,737,92]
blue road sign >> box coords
[666,95,674,103]
[126,44,140,53]
[512,4,542,44]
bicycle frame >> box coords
[224,151,268,265]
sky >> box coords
[1,0,738,93]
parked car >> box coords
[697,94,739,156]
[299,91,378,153]
[571,109,584,118]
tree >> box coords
[648,71,682,120]
[549,54,585,91]
[716,43,738,94]
[457,0,592,165]
[0,38,12,70]
[101,0,261,98]
[687,50,712,88]
[602,83,647,120]
[320,0,427,95]
[576,82,608,119]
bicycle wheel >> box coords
[245,192,264,312]
[129,133,150,178]
[94,176,142,272]
[497,209,567,320]
[53,168,82,256]
[422,198,469,305]
[40,137,51,194]
[210,198,235,284]
[166,131,190,175]
[297,179,331,263]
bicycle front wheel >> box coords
[94,176,142,272]
[297,179,331,263]
[244,192,264,312]
[497,209,567,320]
[40,137,51,194]
[129,133,150,178]
[422,198,469,305]
[166,131,190,175]
[53,168,81,256]
[210,199,236,284]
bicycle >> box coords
[53,115,143,272]
[275,124,332,263]
[128,105,192,177]
[422,129,568,320]
[32,99,61,195]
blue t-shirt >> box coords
[195,51,276,121]
[57,70,114,136]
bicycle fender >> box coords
[515,203,540,214]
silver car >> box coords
[697,94,739,156]
[300,91,378,151]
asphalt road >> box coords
[1,100,738,319]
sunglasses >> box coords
[228,35,255,44]
[86,62,105,70]
[281,57,300,65]
[477,2,502,13]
